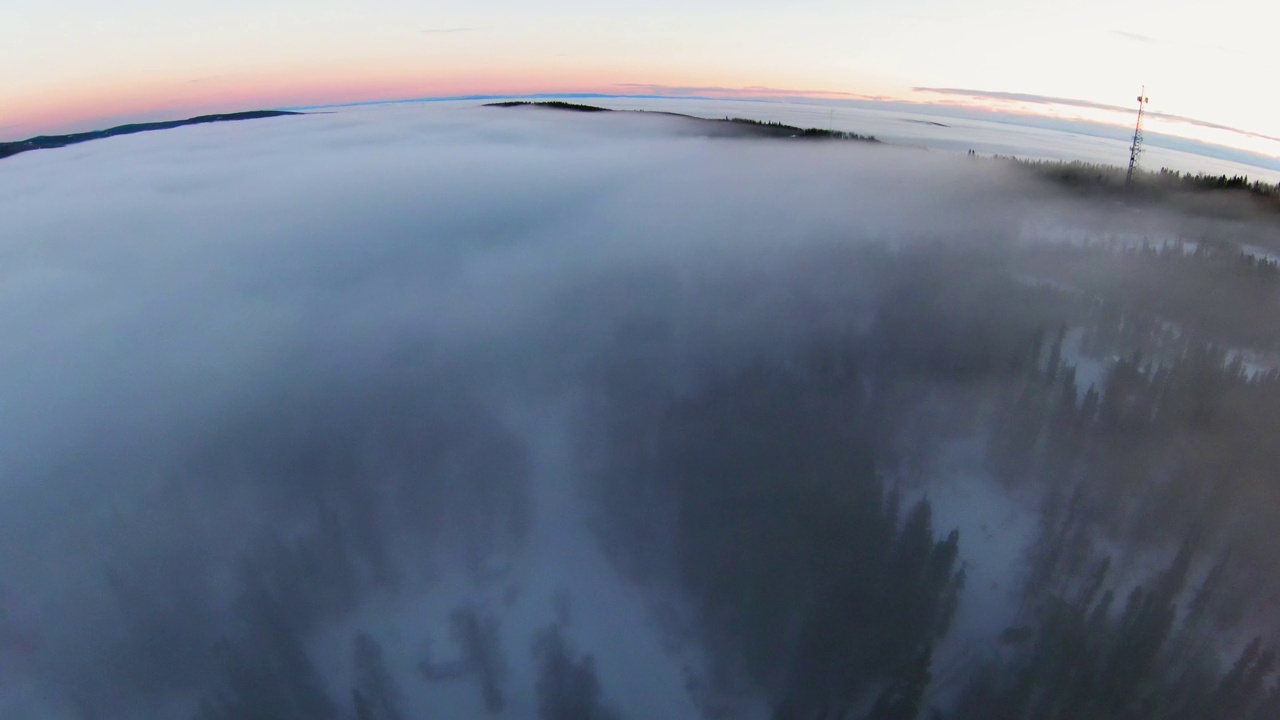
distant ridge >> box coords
[485,101,613,112]
[0,110,303,161]
[485,100,880,142]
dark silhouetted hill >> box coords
[486,101,880,142]
[485,101,613,112]
[0,110,303,160]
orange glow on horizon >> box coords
[3,66,639,139]
[5,72,1278,165]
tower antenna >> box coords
[1125,87,1149,188]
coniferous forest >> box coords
[5,107,1280,720]
[62,236,1280,720]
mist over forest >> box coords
[2,103,1280,720]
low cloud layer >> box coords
[2,104,1278,720]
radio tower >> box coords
[1125,87,1149,188]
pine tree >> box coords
[354,690,375,720]
[532,623,620,720]
[865,646,933,720]
[352,633,406,720]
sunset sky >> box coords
[4,0,1277,157]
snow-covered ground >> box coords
[310,403,704,719]
[923,438,1039,702]
[1018,215,1280,268]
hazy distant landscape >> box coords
[3,100,1280,720]
[474,96,1280,182]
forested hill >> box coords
[1007,156,1280,216]
[485,100,614,112]
[490,102,1280,215]
[0,110,303,160]
[485,100,881,142]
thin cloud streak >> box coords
[1112,30,1155,43]
[613,82,881,100]
[913,87,1280,144]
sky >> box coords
[3,0,1278,157]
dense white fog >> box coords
[2,103,1279,720]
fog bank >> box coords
[3,103,1278,720]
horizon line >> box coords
[6,91,1279,178]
